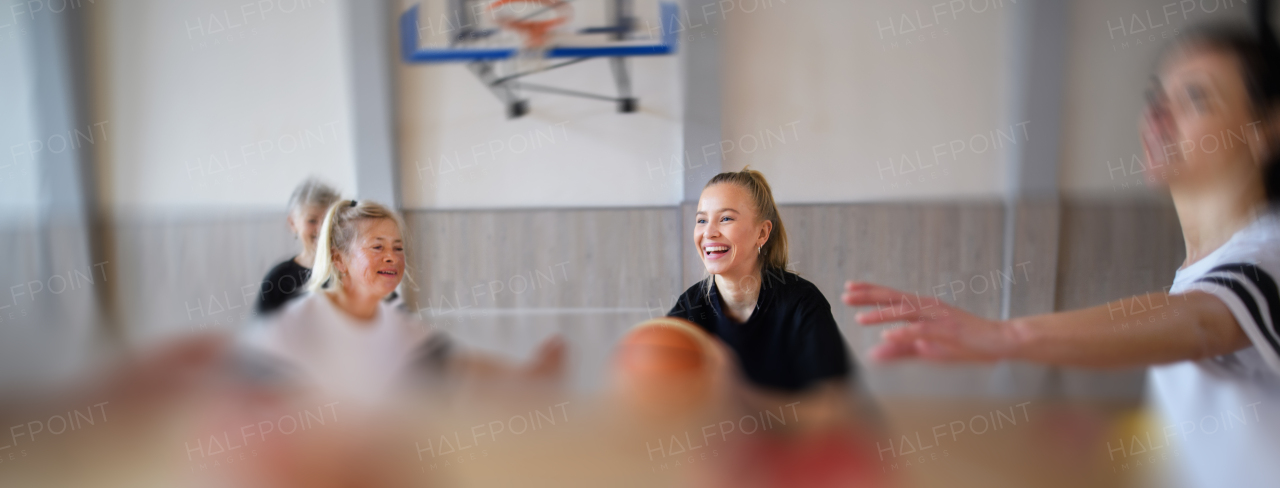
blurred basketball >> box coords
[615,317,708,375]
[612,318,717,418]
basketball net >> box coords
[488,0,573,72]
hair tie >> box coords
[349,200,357,208]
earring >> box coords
[757,246,762,254]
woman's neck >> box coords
[715,267,763,323]
[294,249,316,269]
[1171,180,1267,268]
[325,286,380,323]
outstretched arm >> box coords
[415,335,566,380]
[840,281,1251,368]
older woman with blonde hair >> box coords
[242,199,562,402]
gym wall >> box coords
[15,0,1246,396]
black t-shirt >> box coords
[667,268,852,392]
[256,258,311,315]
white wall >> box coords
[720,0,1016,203]
[0,6,41,221]
[90,0,358,213]
[396,0,684,209]
[1059,0,1251,199]
[718,0,1256,204]
[53,0,1269,210]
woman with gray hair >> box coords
[255,178,342,314]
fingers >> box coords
[842,281,921,306]
[867,337,919,362]
[878,326,999,363]
[843,281,947,310]
[845,281,999,364]
[853,297,949,325]
[870,323,972,363]
[914,339,963,362]
[867,324,925,363]
[871,335,964,363]
[843,281,948,325]
[856,307,919,325]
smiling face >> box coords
[288,204,328,257]
[1141,45,1270,190]
[695,183,773,280]
[331,218,405,298]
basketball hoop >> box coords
[400,1,679,118]
[488,0,573,55]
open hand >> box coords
[841,281,1021,363]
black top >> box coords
[256,258,311,315]
[667,268,852,392]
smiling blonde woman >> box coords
[667,169,852,393]
[242,199,563,402]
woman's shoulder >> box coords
[281,291,322,312]
[1204,210,1280,271]
[380,299,421,323]
[261,292,327,333]
[1242,208,1280,242]
[762,269,830,307]
[678,280,709,298]
[264,257,302,276]
[379,299,434,339]
[260,259,308,293]
[240,293,320,351]
[674,280,715,307]
[668,280,712,318]
[762,268,817,291]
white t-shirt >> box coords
[241,292,436,403]
[1147,210,1280,488]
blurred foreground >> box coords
[0,330,1165,488]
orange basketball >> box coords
[612,318,718,419]
[615,317,708,376]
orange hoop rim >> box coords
[488,0,573,49]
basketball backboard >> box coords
[399,0,679,118]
